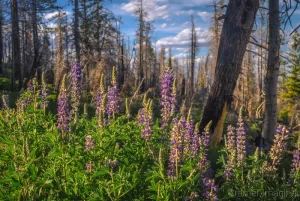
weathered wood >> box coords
[199,0,259,134]
[262,0,280,143]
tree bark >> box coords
[199,0,259,133]
[74,0,80,61]
[11,0,21,90]
[262,0,280,143]
[24,0,40,87]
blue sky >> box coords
[53,0,300,61]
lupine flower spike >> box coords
[184,107,194,156]
[71,62,82,121]
[125,98,131,119]
[1,95,9,110]
[190,122,200,158]
[161,57,175,128]
[223,125,236,179]
[85,135,95,152]
[57,75,71,136]
[167,117,185,179]
[40,73,49,111]
[96,75,105,117]
[106,67,120,119]
[236,108,246,167]
[262,125,290,175]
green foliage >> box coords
[0,81,300,201]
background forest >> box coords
[0,0,299,200]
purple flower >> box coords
[167,117,185,179]
[160,58,176,128]
[96,75,105,118]
[199,126,210,170]
[223,125,236,178]
[57,75,71,133]
[1,95,9,110]
[202,177,219,201]
[85,135,95,152]
[108,159,118,169]
[290,146,300,184]
[40,73,49,109]
[236,115,246,167]
[262,125,290,175]
[190,123,200,158]
[71,62,82,118]
[106,67,120,119]
[184,109,194,156]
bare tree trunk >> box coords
[24,0,40,87]
[74,0,80,61]
[199,0,259,134]
[11,0,21,90]
[262,0,280,143]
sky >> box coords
[54,0,300,61]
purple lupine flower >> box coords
[106,67,120,119]
[85,135,95,152]
[28,82,34,92]
[57,75,71,133]
[291,149,300,174]
[71,62,82,119]
[223,164,234,180]
[40,73,49,109]
[167,117,185,179]
[140,100,154,139]
[1,95,9,110]
[161,58,175,128]
[199,126,210,170]
[223,125,236,179]
[262,125,290,175]
[108,159,118,169]
[236,115,246,167]
[184,109,194,156]
[190,123,200,158]
[96,75,105,117]
[202,177,219,201]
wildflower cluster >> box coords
[223,125,236,179]
[137,94,154,139]
[1,94,9,110]
[167,117,186,179]
[161,58,176,128]
[57,75,71,134]
[71,62,82,119]
[40,73,49,110]
[106,67,120,119]
[236,113,246,167]
[262,125,290,175]
[85,135,95,152]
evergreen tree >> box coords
[282,31,300,104]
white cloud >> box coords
[197,11,213,21]
[161,23,167,28]
[175,9,194,16]
[121,0,169,21]
[156,27,210,48]
[44,11,71,20]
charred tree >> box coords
[199,0,259,138]
[262,0,280,143]
[11,0,21,90]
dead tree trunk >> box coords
[24,0,40,87]
[11,0,21,90]
[262,0,280,143]
[199,0,259,135]
[74,0,80,61]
